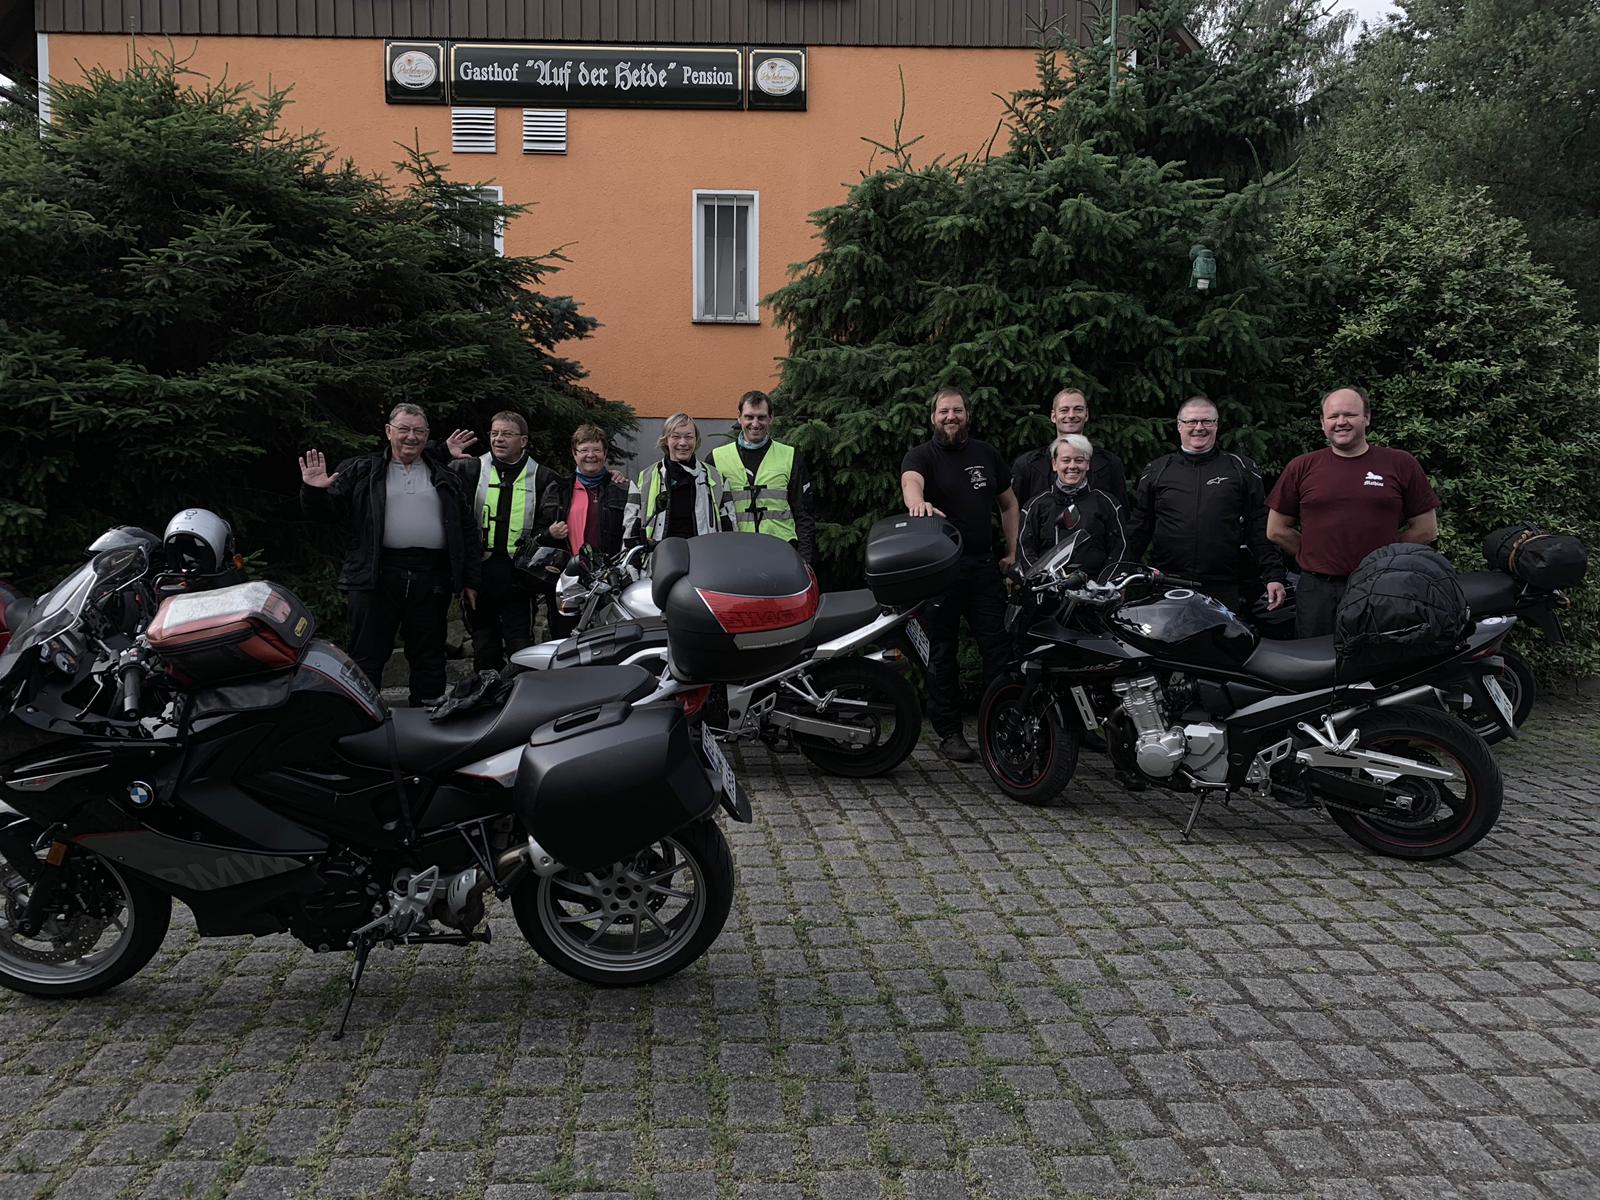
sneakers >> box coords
[939,733,977,763]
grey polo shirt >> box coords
[383,461,446,550]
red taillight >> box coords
[695,571,820,635]
[676,685,712,717]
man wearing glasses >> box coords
[1124,395,1286,616]
[446,410,561,671]
[299,403,482,706]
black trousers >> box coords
[1296,571,1348,638]
[347,554,452,706]
[470,556,535,671]
[924,556,1011,738]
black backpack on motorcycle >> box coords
[1481,524,1588,590]
[1335,544,1468,673]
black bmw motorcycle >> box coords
[0,543,748,1030]
[977,536,1518,860]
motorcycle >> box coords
[1256,567,1571,745]
[512,534,938,779]
[1447,569,1571,742]
[976,533,1517,860]
[0,541,750,1033]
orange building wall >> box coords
[48,35,1039,422]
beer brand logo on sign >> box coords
[754,56,800,97]
[392,50,439,90]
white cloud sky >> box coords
[1337,0,1401,32]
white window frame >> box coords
[456,185,506,256]
[692,190,760,324]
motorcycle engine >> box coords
[1112,674,1232,784]
[1113,676,1187,777]
[288,854,384,952]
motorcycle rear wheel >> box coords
[978,675,1079,806]
[0,841,171,999]
[1323,706,1502,861]
[512,821,733,986]
[793,659,922,778]
[1461,647,1536,744]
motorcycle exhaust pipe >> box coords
[495,837,565,887]
[1329,684,1440,726]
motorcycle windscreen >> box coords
[514,701,718,873]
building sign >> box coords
[385,42,446,104]
[385,41,806,110]
[748,50,807,111]
[450,43,744,108]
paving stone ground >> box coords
[1,693,1597,1199]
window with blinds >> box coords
[692,191,759,324]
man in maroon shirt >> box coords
[1267,386,1441,637]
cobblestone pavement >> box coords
[1,697,1597,1200]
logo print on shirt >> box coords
[1363,471,1385,488]
[965,466,989,491]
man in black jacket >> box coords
[299,403,482,705]
[1124,396,1286,616]
[1010,387,1127,510]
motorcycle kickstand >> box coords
[1180,792,1211,842]
[333,935,376,1042]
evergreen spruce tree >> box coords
[0,56,630,597]
[770,1,1340,578]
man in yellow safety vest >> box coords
[707,390,815,563]
[449,410,557,669]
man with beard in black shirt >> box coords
[901,385,1020,763]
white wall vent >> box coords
[522,109,568,154]
[451,107,497,154]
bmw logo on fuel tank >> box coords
[127,781,156,808]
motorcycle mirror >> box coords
[1057,504,1081,532]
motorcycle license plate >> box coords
[905,618,930,666]
[1484,675,1516,728]
[701,724,751,821]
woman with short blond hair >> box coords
[624,413,733,548]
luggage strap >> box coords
[1505,529,1547,576]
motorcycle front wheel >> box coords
[512,821,733,986]
[1323,706,1503,861]
[792,659,922,778]
[1460,647,1537,744]
[0,837,171,999]
[977,675,1079,806]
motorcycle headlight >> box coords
[555,571,585,614]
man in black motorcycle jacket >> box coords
[299,403,482,706]
[1124,396,1286,616]
[1018,434,1128,578]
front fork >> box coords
[11,836,73,938]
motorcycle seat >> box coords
[1458,570,1521,615]
[808,589,882,646]
[1243,634,1341,690]
[337,665,656,775]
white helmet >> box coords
[163,509,236,575]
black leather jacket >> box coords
[301,447,482,592]
[1018,485,1128,579]
[1124,447,1285,585]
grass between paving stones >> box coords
[2,713,1597,1198]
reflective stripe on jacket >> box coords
[625,458,730,545]
[712,441,797,542]
[473,453,540,558]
